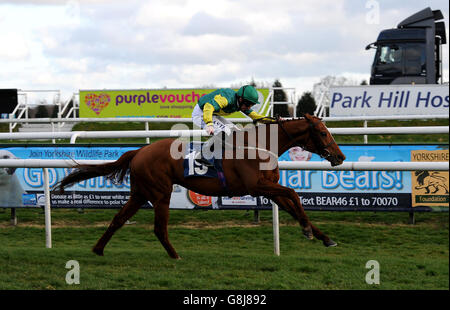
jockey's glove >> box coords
[206,125,215,135]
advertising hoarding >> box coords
[79,88,270,118]
[329,85,449,117]
[0,144,448,211]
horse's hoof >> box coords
[323,239,337,247]
[92,247,104,256]
[302,228,314,240]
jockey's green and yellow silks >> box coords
[79,88,270,118]
[197,88,266,126]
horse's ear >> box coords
[303,113,313,120]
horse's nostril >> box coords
[338,155,345,161]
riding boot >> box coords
[195,131,225,167]
[214,131,227,168]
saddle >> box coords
[183,142,228,190]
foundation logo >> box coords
[85,93,111,115]
[411,150,449,208]
[414,171,449,194]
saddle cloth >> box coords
[183,142,228,191]
[183,142,220,179]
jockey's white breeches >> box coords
[192,104,238,136]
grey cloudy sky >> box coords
[0,0,448,99]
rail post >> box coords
[145,122,150,144]
[51,122,55,144]
[10,208,17,226]
[409,211,416,225]
[364,120,368,144]
[272,201,280,256]
[43,168,52,248]
[253,210,260,223]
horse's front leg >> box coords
[271,196,336,247]
[153,197,180,259]
[270,196,314,240]
[249,179,337,247]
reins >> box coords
[276,117,336,160]
[277,117,312,151]
[222,116,336,162]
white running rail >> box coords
[0,126,448,143]
[0,159,447,252]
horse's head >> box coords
[298,114,345,166]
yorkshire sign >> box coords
[329,85,449,117]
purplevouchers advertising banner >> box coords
[0,144,448,211]
[79,88,270,118]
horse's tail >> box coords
[53,149,139,193]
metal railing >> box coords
[57,93,79,129]
[0,126,448,144]
[8,90,61,131]
[0,158,447,251]
[269,87,296,117]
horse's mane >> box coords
[257,116,313,125]
[237,116,311,133]
[231,115,325,136]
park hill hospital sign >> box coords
[329,85,449,117]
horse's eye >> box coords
[320,132,327,137]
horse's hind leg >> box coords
[92,194,145,256]
[153,198,179,259]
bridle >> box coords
[277,116,336,160]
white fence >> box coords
[1,114,448,137]
[0,159,448,253]
[1,114,448,125]
[1,114,447,144]
[0,159,448,170]
[0,126,448,144]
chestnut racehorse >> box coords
[54,113,345,259]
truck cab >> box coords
[366,7,446,85]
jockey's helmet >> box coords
[237,85,260,106]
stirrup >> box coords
[195,157,214,167]
[194,151,214,167]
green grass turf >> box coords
[0,208,447,290]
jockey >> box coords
[192,85,270,165]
